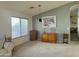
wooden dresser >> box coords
[41,32,57,43]
[30,30,38,41]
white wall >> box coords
[32,2,79,43]
[0,8,32,46]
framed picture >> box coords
[42,16,56,28]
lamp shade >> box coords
[39,18,42,22]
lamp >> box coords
[38,4,42,22]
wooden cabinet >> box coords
[48,33,57,43]
[30,30,38,41]
[41,32,57,43]
[42,33,48,42]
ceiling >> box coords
[0,1,72,16]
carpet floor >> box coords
[13,41,79,57]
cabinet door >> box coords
[31,32,36,41]
[42,33,48,42]
[48,34,57,43]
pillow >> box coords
[0,32,5,48]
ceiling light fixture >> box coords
[29,6,34,9]
[38,4,42,22]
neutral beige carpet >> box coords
[13,41,79,57]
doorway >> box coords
[70,5,79,41]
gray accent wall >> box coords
[32,2,79,42]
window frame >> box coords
[11,16,28,39]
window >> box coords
[11,17,28,39]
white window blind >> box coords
[11,17,28,39]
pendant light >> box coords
[38,4,42,22]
